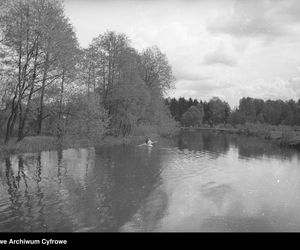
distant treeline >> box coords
[165,97,300,127]
[0,0,177,144]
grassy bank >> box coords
[0,120,180,157]
[0,132,165,157]
[182,123,300,149]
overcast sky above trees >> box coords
[64,0,300,107]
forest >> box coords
[166,97,300,127]
[0,0,177,147]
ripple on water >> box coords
[159,147,226,185]
[0,132,300,232]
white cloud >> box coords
[206,0,297,42]
[203,44,237,66]
[65,0,300,107]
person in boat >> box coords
[145,138,153,146]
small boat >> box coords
[138,141,157,147]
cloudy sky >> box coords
[64,0,300,107]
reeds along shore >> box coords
[181,123,300,148]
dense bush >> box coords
[65,94,109,142]
[181,105,204,127]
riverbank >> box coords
[0,133,162,157]
[0,120,180,157]
[2,123,297,157]
[181,123,300,149]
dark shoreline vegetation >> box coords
[181,125,300,149]
[166,96,300,149]
[0,0,299,157]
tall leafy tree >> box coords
[181,105,204,127]
[138,46,174,94]
[0,0,79,142]
[208,97,231,125]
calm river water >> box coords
[1,131,300,232]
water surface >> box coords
[1,131,300,232]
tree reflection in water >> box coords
[0,131,300,231]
